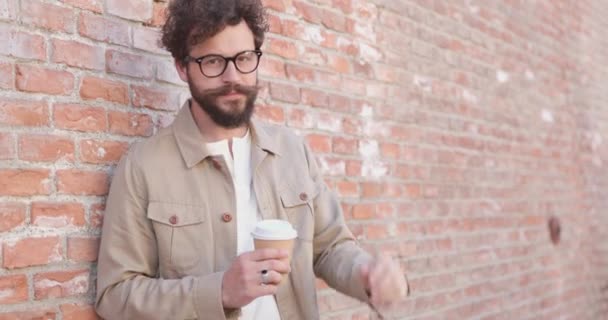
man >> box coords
[95,0,408,319]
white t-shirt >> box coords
[205,131,281,320]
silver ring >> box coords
[260,269,269,285]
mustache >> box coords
[201,83,260,97]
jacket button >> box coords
[299,192,308,201]
[222,213,232,223]
[169,215,178,225]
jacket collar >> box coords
[172,100,280,168]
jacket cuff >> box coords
[193,272,241,320]
[349,253,374,303]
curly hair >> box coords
[161,0,268,62]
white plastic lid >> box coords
[251,219,298,240]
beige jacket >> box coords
[95,102,373,320]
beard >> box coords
[188,80,259,128]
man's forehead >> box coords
[189,21,255,56]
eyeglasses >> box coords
[184,50,263,78]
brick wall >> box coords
[1,0,607,319]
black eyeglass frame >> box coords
[183,50,263,78]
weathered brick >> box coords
[0,132,15,160]
[80,76,128,105]
[106,49,155,79]
[3,236,62,269]
[108,111,154,137]
[16,65,75,95]
[106,0,152,22]
[31,202,86,228]
[78,12,130,46]
[18,134,75,163]
[79,139,129,164]
[0,99,49,127]
[0,202,26,232]
[0,169,52,196]
[51,38,104,70]
[60,303,100,320]
[67,237,100,262]
[53,103,107,133]
[34,269,89,299]
[60,0,102,13]
[0,274,28,304]
[21,0,75,33]
[56,169,109,196]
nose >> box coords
[221,61,240,83]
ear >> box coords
[175,59,189,83]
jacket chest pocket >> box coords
[280,180,319,242]
[147,202,206,273]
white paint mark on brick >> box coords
[359,140,379,157]
[462,89,478,103]
[319,157,345,176]
[360,43,382,62]
[50,242,63,263]
[496,70,509,83]
[0,289,15,300]
[34,216,70,228]
[317,114,342,133]
[413,75,432,92]
[541,109,554,123]
[364,122,390,137]
[35,275,89,295]
[525,70,535,80]
[303,26,324,44]
[97,147,106,158]
[360,104,373,118]
[362,160,389,178]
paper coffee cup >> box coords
[251,219,298,283]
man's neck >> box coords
[190,100,249,143]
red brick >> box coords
[255,104,285,124]
[352,203,374,220]
[301,88,328,108]
[269,82,300,104]
[380,143,400,159]
[156,58,183,85]
[53,104,107,133]
[78,12,130,46]
[259,57,286,78]
[267,13,282,34]
[9,30,47,61]
[365,224,388,240]
[132,85,179,111]
[0,309,57,320]
[328,54,351,74]
[0,202,26,232]
[60,303,99,320]
[0,62,13,89]
[148,2,168,27]
[106,49,155,79]
[0,132,15,160]
[34,269,89,300]
[321,9,348,32]
[361,182,384,198]
[80,76,128,105]
[79,139,129,164]
[0,99,49,127]
[133,26,165,54]
[293,1,322,24]
[332,0,353,14]
[108,111,154,137]
[60,0,102,13]
[306,134,332,153]
[67,237,100,262]
[332,136,358,154]
[16,65,74,95]
[266,37,298,59]
[285,64,315,83]
[31,202,85,228]
[0,275,28,304]
[2,236,62,269]
[0,169,51,196]
[56,169,109,196]
[51,39,104,70]
[21,0,75,33]
[106,0,152,22]
[18,135,75,163]
[336,180,358,197]
[262,0,286,12]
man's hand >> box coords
[221,249,291,309]
[359,254,409,309]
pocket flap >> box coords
[280,180,319,208]
[147,202,205,227]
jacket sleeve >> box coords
[95,151,234,320]
[302,142,374,303]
